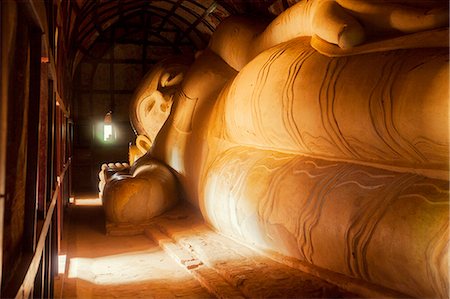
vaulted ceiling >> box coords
[69,0,232,73]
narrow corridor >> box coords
[54,197,356,298]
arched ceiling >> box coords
[70,1,230,71]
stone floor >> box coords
[55,197,358,299]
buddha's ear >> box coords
[136,90,173,140]
[137,90,166,117]
[160,72,185,87]
[136,134,152,154]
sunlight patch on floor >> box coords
[67,249,192,285]
[58,254,67,275]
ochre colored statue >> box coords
[98,134,151,199]
[101,58,190,224]
[101,1,449,297]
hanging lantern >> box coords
[103,111,113,142]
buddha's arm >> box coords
[336,0,449,34]
[252,0,365,54]
[208,1,365,70]
[208,0,448,70]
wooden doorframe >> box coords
[0,0,7,289]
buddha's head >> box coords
[130,57,191,143]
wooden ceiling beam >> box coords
[176,0,218,48]
[155,0,184,33]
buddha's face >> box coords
[130,59,189,142]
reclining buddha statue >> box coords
[101,0,449,297]
[100,58,190,223]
